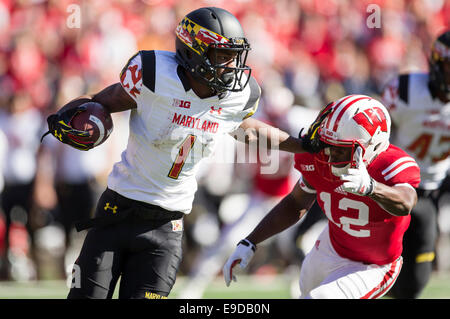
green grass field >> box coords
[0,271,449,299]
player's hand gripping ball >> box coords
[70,102,113,148]
[42,102,113,151]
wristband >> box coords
[238,239,257,252]
[366,178,377,196]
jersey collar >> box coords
[176,65,230,100]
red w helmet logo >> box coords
[353,107,388,136]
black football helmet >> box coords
[175,7,251,93]
[429,30,450,100]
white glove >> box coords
[340,147,376,196]
[223,239,256,287]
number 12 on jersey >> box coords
[168,134,197,179]
[319,192,370,238]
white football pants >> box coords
[299,225,402,299]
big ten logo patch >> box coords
[173,98,191,109]
[171,219,183,232]
[104,202,118,214]
[301,164,315,172]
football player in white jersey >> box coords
[381,30,450,298]
[42,7,318,299]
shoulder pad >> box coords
[398,74,409,104]
[139,50,156,92]
[243,76,261,111]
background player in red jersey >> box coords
[224,95,421,298]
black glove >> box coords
[40,105,94,151]
[300,104,333,153]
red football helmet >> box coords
[314,94,391,179]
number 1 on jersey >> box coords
[168,134,197,179]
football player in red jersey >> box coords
[224,95,421,298]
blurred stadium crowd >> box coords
[0,0,448,288]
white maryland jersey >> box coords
[382,72,450,190]
[107,50,260,214]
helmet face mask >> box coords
[204,42,251,92]
[429,30,450,101]
[314,95,391,180]
[314,141,363,181]
[175,8,252,93]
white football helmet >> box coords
[315,94,391,177]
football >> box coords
[70,101,114,148]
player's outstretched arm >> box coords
[223,181,316,286]
[236,117,305,153]
[235,102,331,154]
[245,180,316,245]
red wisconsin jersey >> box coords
[294,144,420,265]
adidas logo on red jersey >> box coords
[334,186,348,195]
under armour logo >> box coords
[104,202,118,214]
[210,107,222,114]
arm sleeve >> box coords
[379,156,421,188]
[298,174,317,194]
[119,52,143,102]
[293,153,318,192]
[230,76,261,132]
